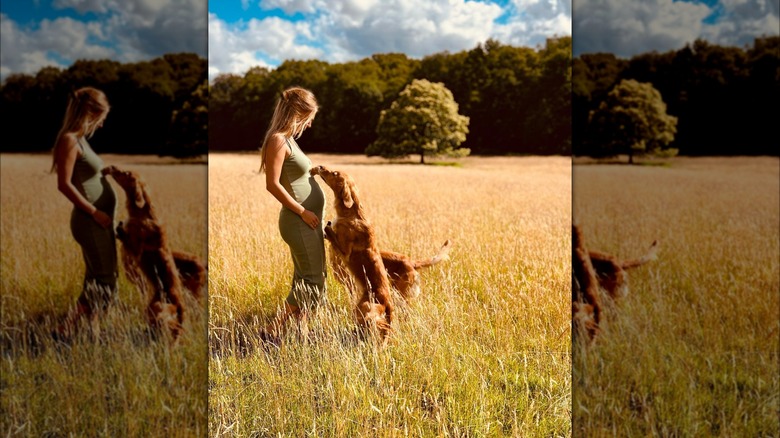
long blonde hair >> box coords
[51,87,110,172]
[259,86,318,173]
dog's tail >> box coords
[621,240,659,269]
[413,239,452,269]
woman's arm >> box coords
[55,134,112,228]
[264,134,319,229]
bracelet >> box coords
[299,206,306,216]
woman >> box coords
[52,87,117,335]
[259,86,326,341]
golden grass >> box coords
[573,156,780,436]
[208,153,572,436]
[0,153,208,436]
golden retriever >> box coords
[573,224,658,342]
[310,165,394,342]
[103,165,187,340]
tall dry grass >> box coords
[1,154,208,436]
[573,157,780,436]
[208,153,572,436]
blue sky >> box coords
[0,0,207,81]
[2,0,775,80]
[573,0,779,56]
[208,0,571,78]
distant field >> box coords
[573,156,780,436]
[208,153,572,436]
[0,154,208,436]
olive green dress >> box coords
[70,137,118,308]
[278,137,327,309]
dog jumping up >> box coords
[573,224,658,342]
[103,165,191,340]
[327,238,452,302]
[310,165,394,343]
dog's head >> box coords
[103,166,148,210]
[310,165,358,209]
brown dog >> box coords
[103,165,186,340]
[328,238,452,301]
[572,224,602,341]
[310,165,394,342]
[573,224,658,342]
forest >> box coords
[0,53,207,156]
[4,35,773,158]
[209,37,572,155]
[574,36,779,156]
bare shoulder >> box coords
[56,133,80,158]
[265,133,290,159]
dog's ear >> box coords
[133,180,146,209]
[340,182,354,209]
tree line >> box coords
[210,37,572,155]
[0,53,207,156]
[574,36,779,156]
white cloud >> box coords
[259,0,319,14]
[326,0,504,58]
[496,0,572,47]
[210,0,572,76]
[573,0,779,56]
[2,1,207,80]
[702,0,780,47]
[1,13,114,80]
[573,0,712,56]
[208,12,322,78]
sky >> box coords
[573,0,780,56]
[207,0,572,78]
[0,0,207,81]
[1,0,776,81]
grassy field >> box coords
[0,154,208,436]
[208,153,572,436]
[572,157,780,436]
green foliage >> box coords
[573,36,780,156]
[0,53,206,156]
[209,39,572,155]
[367,79,470,163]
[587,79,678,163]
[167,79,208,156]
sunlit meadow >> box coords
[208,153,572,437]
[573,156,780,436]
[0,154,208,436]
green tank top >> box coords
[72,137,116,216]
[279,137,325,215]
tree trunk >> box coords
[420,152,425,164]
[628,152,634,164]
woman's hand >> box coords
[91,209,113,228]
[300,209,319,229]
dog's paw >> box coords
[101,165,118,176]
[309,166,320,176]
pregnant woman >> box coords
[52,87,118,337]
[258,86,326,344]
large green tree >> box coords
[366,79,469,163]
[587,79,678,163]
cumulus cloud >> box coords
[326,0,504,59]
[1,1,207,81]
[573,0,712,56]
[0,13,114,79]
[208,12,322,78]
[702,0,780,47]
[573,0,779,56]
[210,0,572,76]
[496,0,572,47]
